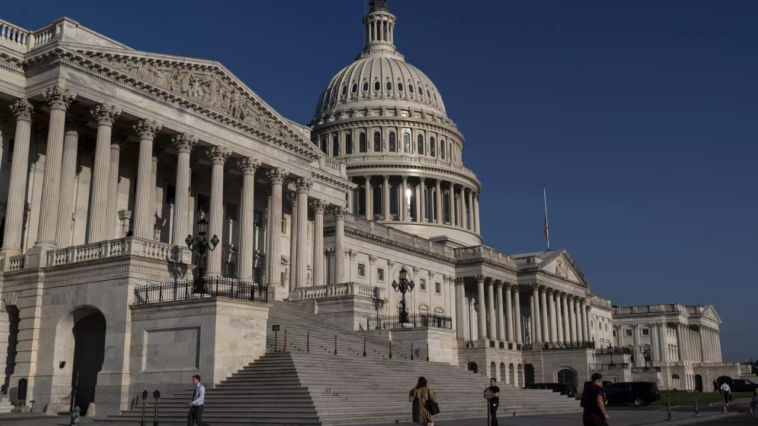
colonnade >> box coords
[352,175,480,234]
[0,89,346,290]
[615,322,722,366]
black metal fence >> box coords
[595,346,632,355]
[367,314,453,330]
[543,341,596,350]
[133,278,267,305]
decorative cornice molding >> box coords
[329,226,456,266]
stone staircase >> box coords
[105,301,579,425]
[0,397,13,413]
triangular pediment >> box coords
[702,305,722,323]
[63,45,321,160]
[539,250,589,286]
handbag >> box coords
[425,389,441,415]
[728,393,733,402]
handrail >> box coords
[132,278,267,305]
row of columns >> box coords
[368,18,394,44]
[619,322,722,366]
[354,175,480,234]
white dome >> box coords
[314,56,447,119]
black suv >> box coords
[606,382,661,407]
[729,379,758,392]
[524,383,576,397]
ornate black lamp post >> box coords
[372,286,385,329]
[391,267,415,325]
[185,216,219,294]
[608,345,616,369]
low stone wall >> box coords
[391,327,458,365]
[128,298,270,402]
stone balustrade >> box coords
[613,304,685,315]
[290,282,383,300]
[44,237,190,268]
[7,255,25,271]
[453,245,517,268]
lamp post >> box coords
[608,345,616,369]
[185,216,220,294]
[391,267,415,325]
[372,286,385,329]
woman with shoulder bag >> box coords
[409,377,439,426]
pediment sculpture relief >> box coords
[555,257,569,279]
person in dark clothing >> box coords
[713,379,718,392]
[187,375,209,426]
[487,378,500,426]
[581,373,609,426]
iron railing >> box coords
[367,314,453,330]
[133,278,267,305]
[595,347,632,355]
[543,341,596,350]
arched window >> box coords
[417,135,424,155]
[373,132,381,152]
[332,135,339,156]
[430,137,436,157]
[418,85,423,95]
[359,133,367,153]
[427,89,431,98]
[403,133,411,153]
[351,83,357,93]
[440,140,445,159]
[398,83,404,92]
[374,81,380,91]
[386,81,392,91]
[345,133,353,154]
[409,84,414,94]
[362,82,369,92]
[389,132,396,152]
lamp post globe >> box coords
[186,215,220,294]
[391,267,414,325]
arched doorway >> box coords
[695,375,703,392]
[716,376,732,386]
[558,368,578,391]
[490,362,497,380]
[467,361,478,374]
[524,364,535,386]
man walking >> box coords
[581,373,609,426]
[487,378,500,426]
[188,375,209,426]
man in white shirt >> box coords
[187,375,209,426]
[720,382,731,408]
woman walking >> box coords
[409,377,438,426]
[749,388,758,419]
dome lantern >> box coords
[361,0,399,59]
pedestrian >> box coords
[409,377,437,426]
[713,379,718,392]
[750,388,758,419]
[487,378,500,426]
[720,381,731,408]
[187,375,209,426]
[581,372,609,426]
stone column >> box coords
[539,286,550,343]
[266,168,287,286]
[505,283,514,343]
[466,188,473,231]
[554,292,564,346]
[651,324,660,363]
[347,182,354,215]
[287,194,298,288]
[0,99,34,256]
[455,277,466,343]
[496,281,506,343]
[334,207,346,284]
[473,192,480,233]
[237,157,260,281]
[435,180,443,224]
[382,175,391,220]
[414,183,421,222]
[419,177,426,221]
[364,176,372,220]
[106,131,127,239]
[131,119,160,240]
[561,293,570,344]
[170,134,197,244]
[486,279,496,341]
[531,284,542,344]
[476,275,487,343]
[457,188,464,228]
[514,286,522,344]
[34,87,77,249]
[401,176,408,221]
[204,146,230,277]
[548,289,557,344]
[311,199,327,287]
[447,184,454,225]
[660,323,669,362]
[578,299,586,343]
[295,178,311,288]
[567,296,576,343]
[675,324,684,362]
[632,324,641,366]
[55,117,85,248]
[86,104,121,243]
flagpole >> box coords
[543,185,550,251]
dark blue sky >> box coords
[5,0,756,361]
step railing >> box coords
[133,278,267,305]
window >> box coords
[374,81,380,91]
[612,330,616,337]
[346,133,353,154]
[429,137,435,157]
[351,83,357,93]
[377,268,385,281]
[373,132,381,152]
[362,82,369,92]
[359,133,367,153]
[417,135,424,155]
[409,84,414,94]
[435,282,441,294]
[226,202,238,221]
[389,132,396,152]
[332,135,339,156]
[440,140,445,159]
[418,85,423,95]
[358,263,366,277]
[320,137,327,154]
[166,185,176,204]
[6,139,13,162]
[403,133,410,153]
[420,279,426,291]
[398,83,404,92]
[341,86,347,96]
[386,81,392,91]
[642,329,650,336]
[281,216,287,234]
[624,329,632,337]
[427,89,431,98]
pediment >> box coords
[67,46,321,160]
[702,305,721,323]
[540,251,589,286]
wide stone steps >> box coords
[105,301,579,425]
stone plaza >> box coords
[0,0,752,422]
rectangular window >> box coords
[358,263,366,277]
[642,329,650,336]
[7,139,14,162]
[624,329,632,337]
[377,268,385,281]
[226,202,238,221]
[166,185,176,204]
[435,282,441,294]
[281,216,287,234]
[197,194,210,214]
[420,278,426,291]
[346,133,353,154]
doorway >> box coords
[695,375,703,392]
[558,368,578,391]
[524,364,535,386]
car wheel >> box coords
[633,397,644,407]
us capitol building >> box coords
[0,0,750,418]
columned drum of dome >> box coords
[310,0,483,247]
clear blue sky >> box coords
[5,0,756,361]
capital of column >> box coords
[503,282,512,289]
[494,279,503,289]
[401,175,408,183]
[296,177,313,193]
[369,255,377,264]
[383,175,390,182]
[546,287,555,295]
[206,145,231,165]
[476,274,486,284]
[64,115,88,134]
[267,167,288,185]
[287,193,297,207]
[237,157,261,175]
[91,104,121,126]
[171,133,198,153]
[44,86,77,110]
[9,98,34,122]
[454,277,464,286]
[310,199,328,214]
[420,177,426,184]
[347,249,358,259]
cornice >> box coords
[517,269,590,289]
[327,226,456,266]
[311,170,356,191]
[455,258,518,275]
[346,163,481,189]
[311,115,464,144]
[0,57,24,74]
